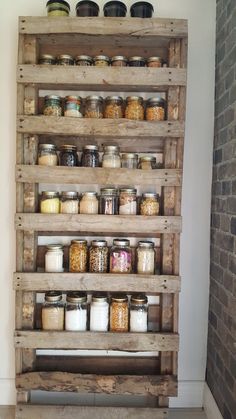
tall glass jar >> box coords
[38,144,58,166]
[121,153,138,169]
[130,295,148,332]
[57,54,74,65]
[119,188,137,215]
[110,239,132,273]
[69,239,88,273]
[125,96,144,120]
[40,191,60,213]
[136,241,155,274]
[90,295,109,332]
[99,188,118,215]
[60,191,79,214]
[110,295,129,332]
[39,54,57,65]
[146,98,166,121]
[64,96,82,118]
[104,96,124,119]
[43,95,62,116]
[85,95,103,118]
[89,240,109,273]
[45,244,64,272]
[81,145,99,167]
[80,192,98,214]
[94,55,110,67]
[140,193,160,216]
[102,145,121,168]
[59,145,78,166]
[42,292,64,331]
[138,156,156,170]
[65,292,87,331]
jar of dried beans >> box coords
[130,294,148,332]
[85,95,103,118]
[69,239,88,273]
[81,145,99,167]
[125,96,144,120]
[40,191,60,213]
[64,96,82,118]
[60,191,79,214]
[140,193,160,216]
[89,240,109,273]
[38,144,58,166]
[65,292,87,331]
[110,239,132,273]
[100,188,118,215]
[59,145,78,166]
[102,145,121,168]
[80,192,98,214]
[43,95,62,117]
[104,96,124,119]
[136,241,155,274]
[146,97,166,121]
[110,295,129,332]
[42,292,64,331]
[119,188,137,215]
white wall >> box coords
[0,0,216,407]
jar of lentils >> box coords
[43,95,62,117]
[60,191,79,214]
[57,54,74,65]
[137,241,155,275]
[102,145,121,168]
[89,240,109,273]
[121,153,138,169]
[40,191,60,213]
[64,96,82,118]
[110,295,129,332]
[42,292,64,331]
[85,95,103,118]
[45,244,64,272]
[80,192,98,214]
[100,188,118,215]
[140,193,160,216]
[75,55,93,66]
[81,145,99,167]
[129,56,146,67]
[130,295,148,332]
[125,96,144,120]
[69,239,88,273]
[111,56,128,67]
[146,98,166,121]
[38,144,58,166]
[104,96,124,119]
[39,54,56,65]
[94,55,110,67]
[59,145,78,166]
[147,56,162,67]
[110,239,132,273]
[139,156,156,170]
[65,292,87,331]
[119,188,137,215]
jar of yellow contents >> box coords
[46,0,70,16]
[40,191,60,213]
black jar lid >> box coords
[131,1,154,11]
[46,0,70,10]
[103,1,127,12]
[76,1,100,12]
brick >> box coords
[220,250,229,268]
[216,231,234,251]
[227,196,236,213]
[216,352,224,373]
[229,83,236,105]
[211,262,224,282]
[232,180,236,194]
[224,107,235,126]
[214,148,223,164]
[220,214,230,232]
[209,310,218,329]
[230,356,236,378]
[225,68,234,90]
[229,255,236,274]
[212,181,222,195]
[218,161,236,179]
[223,271,234,294]
[231,217,236,234]
[222,180,231,195]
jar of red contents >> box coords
[110,239,132,273]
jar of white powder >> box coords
[65,292,87,331]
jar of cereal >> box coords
[140,193,160,216]
[60,191,79,214]
[145,97,166,121]
[110,295,129,332]
[38,144,58,166]
[69,239,88,273]
[125,96,144,120]
[110,239,132,273]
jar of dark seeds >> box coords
[59,145,78,166]
[89,240,109,273]
[81,145,99,167]
[100,188,118,215]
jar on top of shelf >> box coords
[119,188,137,215]
[85,95,103,118]
[76,1,100,17]
[104,1,127,17]
[65,292,88,331]
[125,96,144,120]
[104,96,124,119]
[46,0,70,16]
[90,295,109,332]
[59,145,78,166]
[39,54,57,65]
[128,56,146,67]
[121,153,138,169]
[130,294,148,332]
[80,192,98,214]
[42,292,64,331]
[147,56,162,68]
[64,96,83,118]
[102,145,121,168]
[45,244,64,273]
[130,2,154,18]
[38,144,58,166]
[60,191,79,214]
[89,240,109,273]
[145,97,166,121]
[75,55,93,66]
[140,192,160,216]
[99,188,118,215]
[57,54,74,65]
[69,239,88,273]
[138,155,156,170]
[43,95,62,117]
[110,239,132,273]
[110,295,129,332]
[111,56,128,67]
[81,145,99,167]
[94,55,110,67]
[40,191,60,213]
[136,241,155,274]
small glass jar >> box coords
[65,292,87,331]
[39,54,57,65]
[119,188,137,215]
[94,55,110,67]
[85,96,103,118]
[69,239,88,273]
[59,145,78,166]
[45,244,64,272]
[81,145,99,167]
[40,191,60,213]
[38,144,58,166]
[121,153,138,169]
[60,191,79,214]
[90,295,109,332]
[100,188,119,215]
[130,295,148,332]
[64,96,83,118]
[111,56,128,67]
[75,55,93,66]
[102,145,121,168]
[128,56,146,67]
[147,56,162,68]
[110,295,129,332]
[89,240,109,273]
[130,1,154,18]
[80,192,98,214]
[104,1,127,17]
[104,96,123,119]
[110,239,132,273]
[139,156,156,170]
[42,292,64,331]
[125,96,144,120]
[136,241,155,275]
[43,95,62,117]
[46,0,70,16]
[76,0,100,17]
[146,98,166,121]
[140,193,160,216]
[57,54,74,66]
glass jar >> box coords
[40,191,60,213]
[65,292,87,331]
[80,192,98,214]
[90,295,109,332]
[94,55,110,67]
[59,145,78,166]
[140,193,160,216]
[138,156,156,170]
[130,295,148,332]
[46,0,70,16]
[104,1,127,17]
[89,240,109,273]
[102,145,121,168]
[60,191,79,214]
[45,244,64,272]
[110,295,129,332]
[64,96,82,118]
[130,2,154,18]
[147,56,162,68]
[42,292,64,331]
[69,239,88,273]
[104,96,124,119]
[119,188,137,215]
[43,95,62,117]
[110,239,132,273]
[111,56,128,67]
[136,241,155,274]
[81,145,99,167]
[121,153,138,169]
[99,188,118,215]
[85,96,103,118]
[125,96,144,120]
[146,98,166,121]
[39,54,56,65]
[128,56,146,67]
[76,0,100,17]
[57,54,74,66]
[75,55,93,66]
[38,144,58,166]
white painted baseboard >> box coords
[0,380,15,405]
[170,381,204,408]
[203,383,223,419]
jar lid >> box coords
[40,54,56,60]
[100,188,118,195]
[142,192,159,198]
[92,295,108,303]
[119,188,137,194]
[45,291,63,302]
[41,191,59,198]
[105,96,123,103]
[147,97,166,106]
[86,95,103,102]
[83,145,99,151]
[94,55,110,62]
[131,294,148,304]
[47,0,70,10]
[82,191,97,196]
[71,239,87,245]
[57,54,74,60]
[76,1,100,12]
[45,95,61,101]
[113,239,130,246]
[61,191,78,198]
[65,95,82,102]
[126,96,143,103]
[46,244,63,251]
[104,145,120,152]
[60,145,77,151]
[66,292,87,303]
[104,1,127,12]
[111,294,128,302]
[111,55,128,62]
[140,156,156,162]
[122,153,138,160]
[129,56,146,62]
[75,55,93,62]
[138,240,154,248]
[39,143,57,151]
[147,56,162,63]
[91,240,107,247]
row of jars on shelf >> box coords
[40,189,160,216]
[42,291,149,333]
[43,95,166,121]
[45,239,157,274]
[39,144,159,169]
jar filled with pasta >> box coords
[119,188,137,215]
[80,192,98,214]
[136,241,155,274]
[89,240,109,273]
[43,95,62,117]
[85,95,103,118]
[102,145,121,168]
[100,188,118,215]
[40,191,60,213]
[145,97,166,121]
[104,96,124,119]
[110,295,129,332]
[138,156,156,170]
[110,239,132,273]
[130,295,148,332]
[125,96,144,120]
[38,144,58,166]
[140,193,160,216]
[42,292,64,331]
[60,191,79,214]
[69,239,88,273]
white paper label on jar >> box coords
[130,310,148,332]
[65,308,87,331]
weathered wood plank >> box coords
[14,331,179,352]
[16,165,182,187]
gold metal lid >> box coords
[60,145,77,151]
[57,54,74,60]
[129,56,146,62]
[41,191,59,198]
[39,143,57,150]
[147,56,162,62]
[81,191,97,196]
[126,96,143,103]
[103,145,120,152]
[111,294,128,303]
[86,95,103,102]
[45,95,61,101]
[46,244,63,251]
[75,55,93,62]
[71,239,87,245]
[83,145,99,151]
[94,55,110,62]
[147,97,166,106]
[66,292,87,303]
[61,191,78,198]
[39,54,56,60]
[140,156,156,162]
[105,96,123,103]
[131,294,148,304]
[45,291,62,302]
[65,95,82,102]
[92,295,108,303]
[100,188,118,195]
[111,55,128,62]
[142,192,159,198]
[119,188,137,194]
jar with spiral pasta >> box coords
[104,96,124,119]
[69,239,88,273]
[85,96,103,118]
[80,192,98,214]
[136,241,155,274]
[102,145,121,168]
[100,188,118,215]
[146,97,166,121]
[125,96,144,120]
[38,144,58,166]
[42,292,64,331]
[110,295,129,332]
[110,239,132,273]
[40,191,60,213]
[140,193,160,216]
[43,95,62,116]
[60,191,79,214]
[130,295,148,332]
[119,188,137,215]
[89,240,109,273]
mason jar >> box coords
[57,54,74,65]
[75,55,93,66]
[111,56,128,67]
[38,144,58,166]
[85,95,103,118]
[64,96,82,118]
[46,0,70,16]
[130,295,148,332]
[125,96,144,120]
[43,95,62,117]
[69,239,88,273]
[147,56,162,68]
[40,191,60,213]
[59,145,78,166]
[81,145,99,167]
[65,292,88,331]
[119,188,137,215]
[128,56,146,67]
[94,55,110,67]
[110,239,132,273]
[121,153,138,169]
[140,193,160,216]
[104,96,124,119]
[110,295,129,332]
[99,188,118,215]
[45,244,64,272]
[39,54,57,65]
[102,145,121,168]
[89,240,109,273]
[60,191,79,214]
[138,156,156,170]
[90,295,109,332]
[42,292,64,331]
[80,192,98,214]
[146,97,166,121]
[136,241,155,274]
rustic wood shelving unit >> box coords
[15,16,188,419]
